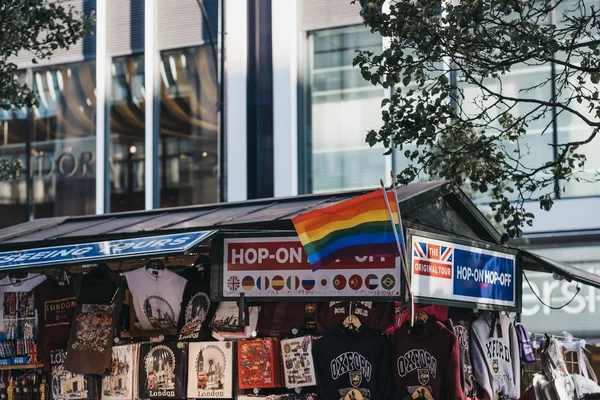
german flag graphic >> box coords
[242,276,255,291]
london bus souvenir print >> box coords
[187,341,233,398]
[138,342,187,399]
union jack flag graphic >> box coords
[227,276,240,292]
[413,241,453,262]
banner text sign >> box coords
[411,235,516,308]
[0,231,214,270]
[222,236,401,298]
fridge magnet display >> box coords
[237,338,283,389]
[51,349,91,400]
[102,344,138,400]
[138,342,187,399]
[187,341,233,398]
[280,336,316,389]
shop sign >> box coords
[221,236,401,299]
[0,231,214,270]
[409,232,517,309]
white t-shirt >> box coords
[125,267,187,330]
[0,273,46,331]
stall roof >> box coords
[0,180,598,289]
[0,180,501,249]
[519,250,600,289]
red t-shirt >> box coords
[391,316,465,400]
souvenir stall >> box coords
[0,181,594,400]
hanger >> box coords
[145,259,165,277]
[409,310,428,336]
[343,315,362,331]
[191,254,211,276]
[8,272,27,281]
[343,302,361,331]
[49,269,70,286]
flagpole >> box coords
[389,172,415,328]
[380,181,414,326]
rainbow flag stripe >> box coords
[292,189,403,271]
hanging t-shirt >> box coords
[390,314,464,400]
[125,267,187,330]
[470,311,520,400]
[0,273,46,360]
[256,302,318,338]
[138,342,188,399]
[177,267,215,341]
[448,309,478,398]
[34,277,80,371]
[312,324,394,400]
[0,273,46,331]
[65,267,126,375]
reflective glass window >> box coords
[304,26,386,193]
[31,61,96,219]
[159,45,218,207]
[0,73,29,228]
[109,54,146,212]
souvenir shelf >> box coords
[0,363,44,371]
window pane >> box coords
[31,62,96,219]
[109,54,145,212]
[305,25,386,193]
[0,73,29,228]
[159,45,218,207]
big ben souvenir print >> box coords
[138,342,187,399]
[102,345,138,400]
[187,341,233,398]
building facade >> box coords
[0,0,598,336]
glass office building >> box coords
[0,0,219,228]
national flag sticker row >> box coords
[225,272,397,296]
[222,236,402,298]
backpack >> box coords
[515,322,536,363]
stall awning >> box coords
[0,230,215,271]
[0,181,502,251]
[520,249,600,289]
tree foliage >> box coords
[354,0,600,240]
[0,1,93,178]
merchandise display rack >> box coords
[0,182,594,399]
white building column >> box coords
[95,0,109,214]
[224,0,248,202]
[145,0,160,209]
[272,0,299,197]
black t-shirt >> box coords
[177,267,215,341]
[65,267,126,375]
[312,325,394,400]
[34,276,81,371]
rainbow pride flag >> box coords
[292,189,404,271]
